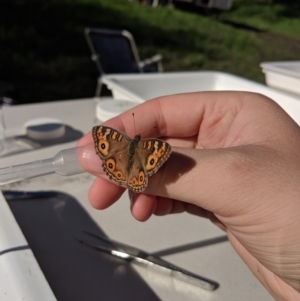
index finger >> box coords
[78,91,235,146]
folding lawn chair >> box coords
[84,27,163,96]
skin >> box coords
[78,91,300,300]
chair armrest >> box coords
[139,54,163,72]
[91,54,99,61]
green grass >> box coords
[0,0,300,103]
[221,0,300,39]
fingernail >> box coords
[78,143,104,174]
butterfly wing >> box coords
[127,138,172,192]
[93,126,172,192]
[127,155,149,193]
[93,126,131,186]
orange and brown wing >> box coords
[92,126,131,186]
[127,138,172,192]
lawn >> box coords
[0,0,299,103]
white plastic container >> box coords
[101,71,300,123]
[25,118,66,140]
[260,61,300,96]
[96,99,138,122]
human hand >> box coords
[78,91,300,300]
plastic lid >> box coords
[96,99,137,122]
[24,118,66,141]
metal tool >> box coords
[79,230,219,291]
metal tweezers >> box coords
[79,230,219,291]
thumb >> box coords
[78,142,271,218]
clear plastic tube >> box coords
[0,145,93,185]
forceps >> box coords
[79,231,218,291]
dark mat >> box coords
[5,190,161,301]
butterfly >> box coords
[92,126,172,192]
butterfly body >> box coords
[92,126,172,192]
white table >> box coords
[0,96,274,301]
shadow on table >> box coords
[153,236,228,257]
[20,125,83,148]
[5,190,161,301]
[1,125,83,157]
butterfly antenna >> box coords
[132,113,137,135]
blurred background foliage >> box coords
[0,0,299,103]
